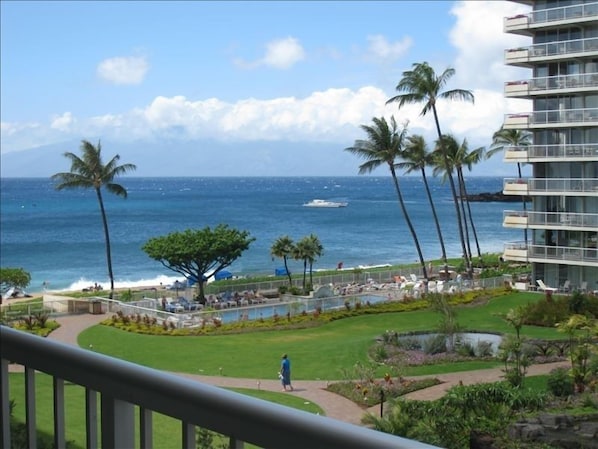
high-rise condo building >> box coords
[502,0,598,293]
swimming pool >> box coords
[198,294,388,324]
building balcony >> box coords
[504,2,598,35]
[503,243,598,267]
[0,326,438,449]
[503,178,598,196]
[503,210,598,230]
[503,107,598,129]
[503,144,598,162]
[528,244,598,267]
[504,72,598,98]
[505,37,598,67]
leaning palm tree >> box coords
[400,134,448,272]
[345,116,428,281]
[51,140,136,297]
[488,127,532,243]
[386,61,474,276]
[270,235,295,287]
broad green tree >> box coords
[271,236,295,287]
[488,127,532,243]
[387,62,474,275]
[51,140,136,296]
[0,267,31,304]
[143,225,255,302]
[345,116,428,280]
[400,134,448,272]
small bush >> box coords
[423,334,447,355]
[547,367,574,397]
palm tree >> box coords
[387,61,474,276]
[345,116,428,281]
[293,238,310,293]
[270,235,295,287]
[433,135,486,264]
[305,234,323,288]
[488,127,532,243]
[51,140,136,296]
[400,134,448,273]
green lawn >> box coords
[78,291,562,380]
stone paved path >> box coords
[9,312,570,426]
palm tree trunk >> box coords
[457,168,473,263]
[390,166,428,282]
[96,188,115,297]
[302,259,307,292]
[283,257,292,287]
[431,106,471,276]
[420,167,448,273]
[459,170,483,261]
[309,261,314,287]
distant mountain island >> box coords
[465,191,531,202]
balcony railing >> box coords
[505,37,598,65]
[503,242,598,265]
[504,108,598,128]
[503,178,598,195]
[0,326,439,449]
[503,144,598,162]
[503,210,598,229]
[505,72,598,97]
[504,2,598,31]
[529,244,598,265]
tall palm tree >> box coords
[488,127,532,243]
[51,140,136,296]
[345,116,428,281]
[293,237,311,293]
[386,61,474,275]
[270,235,295,287]
[305,234,323,288]
[400,134,448,273]
[442,136,486,261]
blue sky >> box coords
[1,1,533,177]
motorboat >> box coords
[303,199,348,208]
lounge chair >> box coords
[559,280,570,293]
[580,281,588,293]
[536,279,557,293]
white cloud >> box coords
[449,1,531,90]
[50,112,75,131]
[366,35,412,61]
[235,37,305,70]
[97,56,149,85]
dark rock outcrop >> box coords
[465,191,531,202]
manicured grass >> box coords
[9,373,323,449]
[78,291,562,380]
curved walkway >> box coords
[10,313,570,425]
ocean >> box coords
[0,176,521,292]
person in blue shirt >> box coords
[279,354,293,391]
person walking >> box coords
[279,354,293,391]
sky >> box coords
[0,0,534,177]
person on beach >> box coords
[279,354,293,391]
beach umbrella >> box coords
[215,270,233,281]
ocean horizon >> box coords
[0,176,522,293]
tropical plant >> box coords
[400,135,448,272]
[499,307,529,387]
[556,314,598,393]
[51,140,136,296]
[488,127,532,243]
[345,116,428,280]
[270,236,295,287]
[387,62,474,275]
[142,225,255,302]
